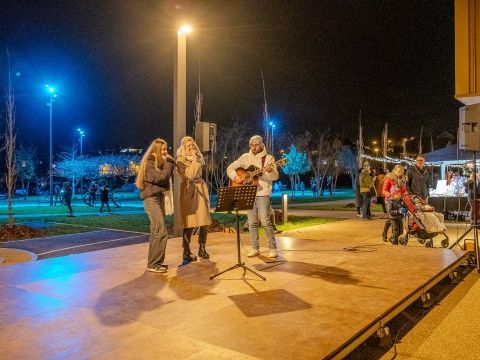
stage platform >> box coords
[0,229,469,359]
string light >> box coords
[360,154,443,167]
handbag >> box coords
[185,181,197,199]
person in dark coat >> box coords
[135,138,175,273]
[359,162,373,220]
[354,168,363,218]
[99,184,111,213]
[88,181,98,206]
[406,155,430,201]
[62,181,74,217]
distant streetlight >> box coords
[402,136,415,158]
[269,121,276,153]
[173,24,192,236]
[77,128,85,194]
[45,84,57,206]
[77,128,85,156]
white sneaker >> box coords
[268,249,278,258]
[247,249,260,257]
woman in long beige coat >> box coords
[176,136,212,263]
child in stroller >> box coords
[398,193,449,248]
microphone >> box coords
[165,155,175,164]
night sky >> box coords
[0,0,461,159]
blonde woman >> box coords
[176,136,212,263]
[135,138,175,273]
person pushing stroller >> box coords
[382,164,407,245]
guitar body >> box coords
[230,166,260,187]
[229,158,289,187]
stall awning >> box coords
[423,144,474,163]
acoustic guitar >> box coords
[230,158,289,187]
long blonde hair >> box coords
[135,138,167,190]
[176,136,205,165]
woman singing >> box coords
[176,136,212,264]
[135,138,175,273]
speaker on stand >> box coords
[456,104,480,272]
[195,121,217,193]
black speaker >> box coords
[195,122,217,152]
[459,104,480,151]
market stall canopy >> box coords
[424,144,474,163]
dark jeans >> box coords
[143,194,168,268]
[65,198,73,214]
[100,200,110,212]
[390,218,403,243]
[360,192,371,219]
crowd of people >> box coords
[355,155,431,245]
[60,135,444,270]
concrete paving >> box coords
[0,216,477,359]
[1,194,479,359]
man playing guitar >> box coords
[227,135,279,258]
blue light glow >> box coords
[44,84,56,94]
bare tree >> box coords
[328,138,343,194]
[381,123,388,169]
[296,130,328,193]
[437,131,455,148]
[2,51,16,226]
[194,67,203,124]
[295,130,343,195]
[418,124,423,155]
[282,144,310,195]
[54,153,140,189]
[337,145,358,191]
[209,119,249,193]
[15,145,37,199]
[261,71,272,152]
[94,154,140,187]
[357,109,364,168]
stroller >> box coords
[398,193,449,248]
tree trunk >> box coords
[4,52,16,226]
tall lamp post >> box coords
[269,121,276,153]
[173,24,192,235]
[77,128,85,156]
[77,128,85,194]
[45,85,57,206]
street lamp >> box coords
[402,136,415,158]
[173,24,192,235]
[174,24,191,150]
[45,84,57,206]
[77,128,85,194]
[269,121,276,153]
[77,128,85,156]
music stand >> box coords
[210,185,266,280]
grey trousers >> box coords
[247,196,276,250]
[144,194,168,268]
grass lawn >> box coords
[13,213,340,238]
[270,193,354,205]
[0,205,141,215]
[294,203,384,212]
